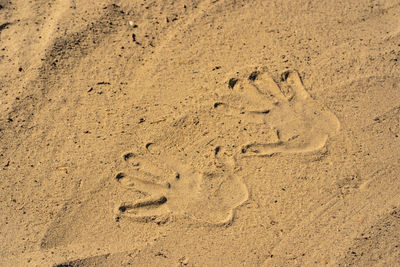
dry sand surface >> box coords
[1,0,400,266]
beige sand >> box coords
[1,0,400,266]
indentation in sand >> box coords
[115,144,248,225]
[215,68,340,156]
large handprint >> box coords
[114,143,248,225]
[214,68,340,156]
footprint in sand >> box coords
[214,68,340,156]
[114,144,248,225]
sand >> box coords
[1,0,399,266]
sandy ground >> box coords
[1,0,400,266]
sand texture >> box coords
[1,0,400,266]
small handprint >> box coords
[114,144,248,225]
[214,68,340,156]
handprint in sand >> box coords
[114,144,248,225]
[214,68,340,156]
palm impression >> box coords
[214,68,340,156]
[114,144,248,225]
